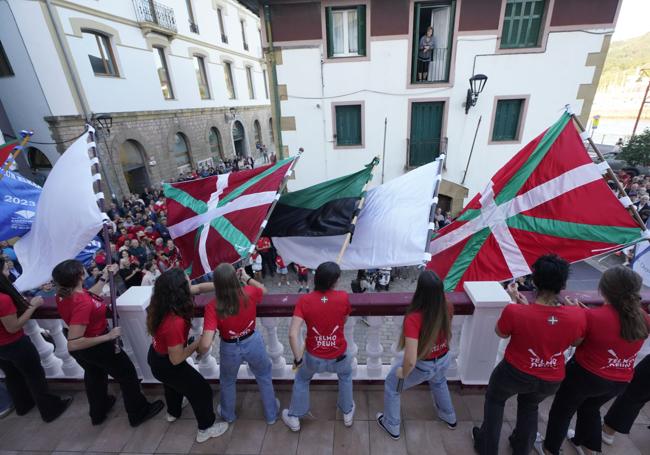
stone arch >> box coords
[118,140,151,194]
[109,127,158,196]
[230,120,248,158]
[207,126,225,161]
[25,146,52,186]
[165,126,195,174]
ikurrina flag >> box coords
[428,112,643,291]
[164,157,297,279]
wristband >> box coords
[246,277,253,284]
[293,357,303,367]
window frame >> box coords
[153,46,174,100]
[208,126,224,160]
[322,2,369,63]
[496,0,553,53]
[331,101,365,149]
[217,8,228,43]
[488,95,530,144]
[193,55,211,100]
[83,30,120,77]
[0,41,14,78]
[262,69,269,99]
[240,19,249,51]
[245,66,255,99]
[223,61,236,100]
[186,0,199,33]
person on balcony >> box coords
[472,254,587,455]
[282,261,355,431]
[0,257,72,422]
[198,264,279,425]
[376,270,457,440]
[52,259,163,427]
[417,26,435,82]
[541,266,650,455]
[146,268,228,443]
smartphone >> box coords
[396,378,404,393]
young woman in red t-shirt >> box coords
[542,266,650,455]
[0,257,71,422]
[52,259,163,426]
[376,270,456,440]
[146,268,228,443]
[282,262,354,431]
[198,264,279,424]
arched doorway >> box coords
[269,117,274,142]
[26,147,52,186]
[232,121,246,158]
[209,127,224,161]
[172,132,192,173]
[253,120,262,147]
[119,140,150,194]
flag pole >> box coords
[336,157,380,265]
[424,153,446,259]
[86,126,121,353]
[0,130,33,182]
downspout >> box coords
[263,4,284,159]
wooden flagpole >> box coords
[0,130,33,182]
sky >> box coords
[612,0,650,41]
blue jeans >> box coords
[288,351,353,417]
[219,331,278,423]
[382,352,456,435]
[0,383,12,413]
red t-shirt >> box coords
[0,293,24,345]
[403,302,454,360]
[294,290,350,359]
[152,313,190,354]
[256,237,271,252]
[296,265,308,275]
[276,256,285,268]
[57,290,108,338]
[574,305,650,382]
[203,286,263,340]
[497,303,587,382]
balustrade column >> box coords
[25,320,63,377]
[389,316,404,368]
[445,315,464,381]
[115,286,155,382]
[261,317,287,377]
[365,316,384,377]
[38,319,82,377]
[344,317,358,375]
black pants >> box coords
[544,359,626,454]
[259,250,275,278]
[474,360,561,455]
[0,336,68,421]
[604,354,650,434]
[71,340,149,425]
[147,346,215,430]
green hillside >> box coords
[599,32,650,89]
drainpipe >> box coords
[263,4,284,159]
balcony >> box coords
[406,137,448,169]
[132,0,177,37]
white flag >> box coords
[632,241,650,287]
[273,158,442,269]
[14,128,105,291]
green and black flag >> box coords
[264,158,379,238]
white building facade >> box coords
[0,0,273,195]
[257,0,621,213]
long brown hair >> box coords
[599,266,649,342]
[212,263,246,318]
[146,268,194,335]
[52,259,85,298]
[398,270,452,360]
[0,257,29,315]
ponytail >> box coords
[0,257,29,315]
[599,266,649,342]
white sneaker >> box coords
[166,397,190,422]
[602,430,615,446]
[196,421,229,443]
[533,434,545,455]
[281,409,300,432]
[267,398,281,425]
[343,402,355,427]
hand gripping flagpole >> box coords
[86,126,121,353]
[0,130,33,182]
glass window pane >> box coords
[209,127,223,159]
[246,67,254,99]
[154,48,173,99]
[98,35,116,75]
[347,10,358,54]
[0,41,13,77]
[224,62,236,99]
[173,133,190,166]
[332,11,344,55]
[194,56,210,99]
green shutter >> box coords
[326,7,334,58]
[409,101,443,167]
[335,105,362,146]
[501,0,545,49]
[357,5,366,57]
[492,99,524,141]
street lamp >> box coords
[465,74,488,114]
[92,113,113,134]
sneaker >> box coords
[343,402,355,427]
[442,419,457,430]
[533,434,545,455]
[267,398,281,425]
[196,421,229,443]
[166,397,190,422]
[602,430,615,446]
[281,409,300,432]
[376,413,400,440]
[130,400,164,427]
[0,405,14,419]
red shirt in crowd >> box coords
[0,293,24,346]
[403,302,454,360]
[256,237,271,252]
[294,290,350,359]
[152,313,190,354]
[574,305,650,382]
[203,286,263,340]
[275,256,285,269]
[497,303,587,382]
[296,265,308,275]
[57,290,108,338]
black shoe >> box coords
[43,396,73,423]
[130,400,164,427]
[92,394,117,426]
[376,413,400,440]
[472,426,481,453]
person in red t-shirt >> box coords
[52,259,163,427]
[377,270,456,440]
[146,268,228,443]
[543,266,650,455]
[296,264,309,293]
[0,257,71,422]
[282,262,354,432]
[198,264,279,424]
[275,255,289,286]
[256,236,275,278]
[472,255,587,455]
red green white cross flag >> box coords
[427,112,644,291]
[164,157,297,279]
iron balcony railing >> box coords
[406,137,448,169]
[133,0,177,33]
[413,48,451,83]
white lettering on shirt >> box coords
[312,325,339,350]
[528,349,563,369]
[602,349,636,370]
[227,320,255,339]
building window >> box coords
[246,67,255,99]
[153,47,174,99]
[334,104,363,147]
[262,69,269,99]
[492,98,525,141]
[0,41,14,77]
[194,55,211,99]
[240,20,249,51]
[186,0,199,33]
[217,8,228,43]
[411,1,455,84]
[500,0,545,49]
[325,6,366,58]
[224,62,236,99]
[209,127,224,160]
[82,30,119,77]
[173,132,191,167]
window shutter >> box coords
[336,105,362,146]
[326,7,334,58]
[493,99,523,141]
[357,5,366,56]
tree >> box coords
[618,128,650,167]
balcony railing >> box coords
[19,285,650,384]
[132,0,177,34]
[413,48,451,83]
[407,137,448,169]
